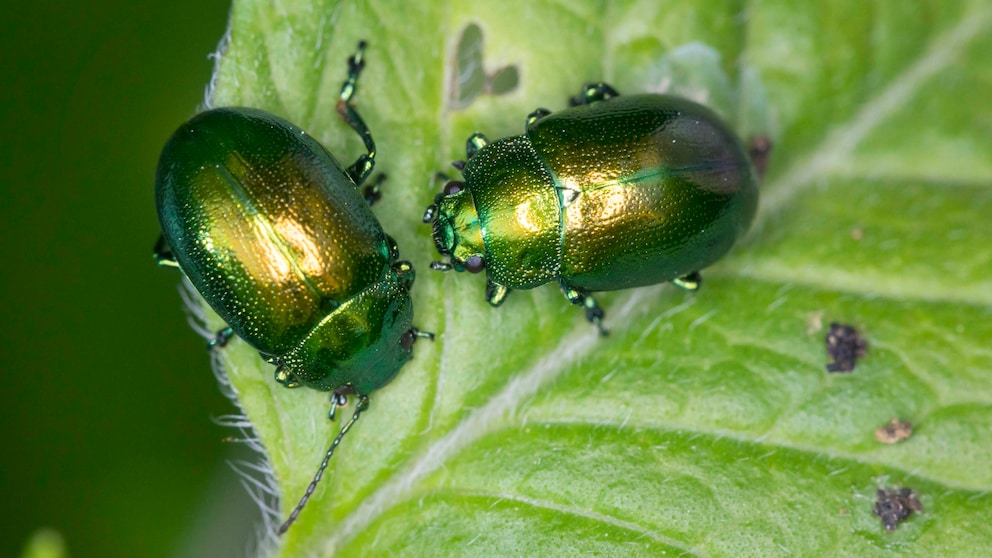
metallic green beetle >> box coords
[154,42,430,534]
[424,83,762,334]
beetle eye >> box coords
[443,181,464,196]
[400,329,416,349]
[464,255,485,273]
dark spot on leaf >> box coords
[825,322,867,373]
[873,488,922,532]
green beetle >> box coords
[154,42,430,534]
[424,83,763,334]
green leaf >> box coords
[19,529,67,558]
[195,0,992,555]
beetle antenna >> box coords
[413,329,436,341]
[277,394,370,535]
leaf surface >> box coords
[199,1,992,555]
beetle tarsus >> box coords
[361,174,386,205]
[405,327,435,342]
[273,366,302,389]
[581,296,609,336]
[337,41,377,187]
[401,327,436,349]
[559,282,609,335]
[206,327,235,350]
[153,235,180,268]
[486,281,510,306]
[327,392,349,421]
[343,152,375,187]
[466,133,488,158]
[570,82,621,106]
[586,305,609,337]
[341,41,366,103]
[672,272,702,291]
[526,108,551,126]
[415,329,436,342]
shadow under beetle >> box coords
[424,83,764,334]
[154,42,431,534]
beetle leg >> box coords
[401,327,436,350]
[327,391,348,421]
[671,271,702,291]
[526,108,551,126]
[274,365,302,389]
[559,281,608,336]
[466,133,489,159]
[153,235,180,268]
[414,328,437,341]
[569,82,621,106]
[361,174,386,205]
[382,235,401,262]
[337,41,377,187]
[392,260,415,287]
[206,327,235,350]
[485,280,511,306]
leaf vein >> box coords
[752,6,992,229]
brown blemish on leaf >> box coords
[875,418,913,444]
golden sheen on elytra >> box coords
[153,42,431,535]
[426,83,762,335]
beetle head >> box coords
[426,180,486,274]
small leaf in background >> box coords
[20,529,67,558]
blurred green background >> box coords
[1,2,264,556]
